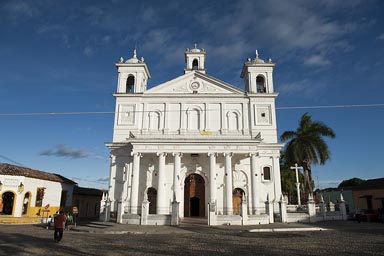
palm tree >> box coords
[280,113,335,196]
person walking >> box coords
[54,211,67,242]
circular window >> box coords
[190,82,200,90]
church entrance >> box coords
[147,188,157,214]
[233,188,244,215]
[184,174,205,217]
[1,192,15,215]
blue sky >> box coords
[0,0,383,189]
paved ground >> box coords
[1,220,384,255]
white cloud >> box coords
[304,54,331,67]
[3,0,40,23]
[377,33,384,40]
[83,46,94,57]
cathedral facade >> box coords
[105,46,283,225]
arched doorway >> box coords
[184,174,205,217]
[1,192,15,215]
[232,188,245,215]
[147,187,157,214]
[22,192,30,215]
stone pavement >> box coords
[71,219,333,234]
[1,220,383,255]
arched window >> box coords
[126,75,135,93]
[227,111,240,131]
[187,108,200,130]
[263,166,271,181]
[192,59,199,70]
[149,111,161,130]
[256,75,266,93]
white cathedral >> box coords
[104,45,284,225]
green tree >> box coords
[280,113,335,196]
[338,177,365,188]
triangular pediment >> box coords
[145,71,244,95]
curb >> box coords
[249,227,329,232]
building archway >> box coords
[22,192,30,215]
[233,188,245,215]
[147,187,157,214]
[1,192,15,215]
[184,174,205,217]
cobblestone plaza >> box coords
[1,221,384,255]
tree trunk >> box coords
[302,160,313,200]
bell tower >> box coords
[240,50,275,93]
[115,49,150,93]
[184,44,206,74]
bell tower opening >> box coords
[192,59,199,70]
[256,75,266,93]
[240,49,275,93]
[184,44,206,74]
[126,75,135,93]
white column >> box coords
[250,153,260,214]
[130,152,141,214]
[157,152,168,214]
[172,152,182,202]
[208,153,217,204]
[122,163,129,202]
[179,103,185,133]
[224,153,233,215]
[220,103,226,134]
[163,103,168,132]
[142,103,148,131]
[204,103,208,130]
[108,155,117,211]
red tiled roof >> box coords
[0,163,77,184]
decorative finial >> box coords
[194,43,197,49]
[133,48,137,59]
[268,57,272,63]
[141,57,144,63]
[255,49,259,59]
[119,57,124,63]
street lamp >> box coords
[18,182,24,193]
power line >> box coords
[276,103,384,110]
[0,103,383,117]
[0,154,26,167]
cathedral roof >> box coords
[186,44,206,54]
[118,49,145,64]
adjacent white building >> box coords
[0,163,76,223]
[104,46,283,225]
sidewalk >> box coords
[71,220,332,234]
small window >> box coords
[192,59,199,70]
[35,187,45,207]
[126,75,135,93]
[263,167,271,181]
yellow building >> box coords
[0,163,76,224]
